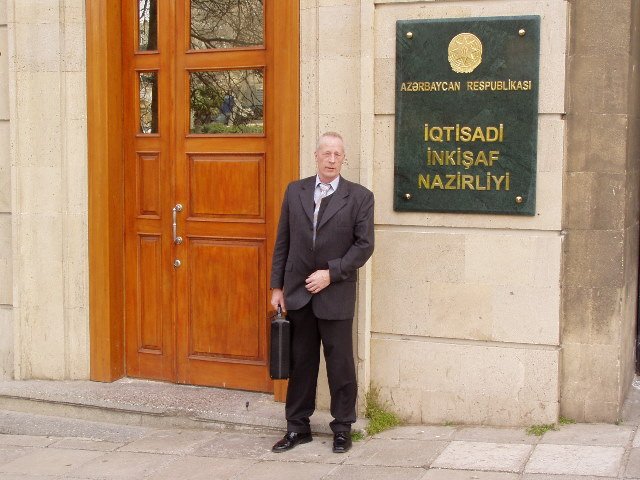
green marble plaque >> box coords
[394,16,540,215]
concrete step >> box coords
[0,379,367,436]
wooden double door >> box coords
[122,0,298,392]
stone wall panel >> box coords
[371,337,559,425]
[561,286,623,346]
[372,230,561,345]
[567,55,630,116]
[570,0,631,57]
[0,306,12,379]
[14,71,62,168]
[563,230,625,289]
[0,121,9,211]
[0,25,8,119]
[0,214,11,305]
[564,172,625,230]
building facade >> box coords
[0,0,638,426]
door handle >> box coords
[172,203,183,245]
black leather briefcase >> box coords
[269,306,290,380]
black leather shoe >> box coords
[271,431,313,452]
[332,432,352,453]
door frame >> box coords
[86,0,299,400]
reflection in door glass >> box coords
[190,0,264,50]
[190,70,263,134]
[139,72,159,134]
[138,0,158,51]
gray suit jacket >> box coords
[270,175,375,320]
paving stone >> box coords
[632,427,640,447]
[68,451,176,479]
[522,475,618,480]
[326,464,425,479]
[0,475,60,480]
[541,423,634,446]
[261,434,353,464]
[345,438,446,468]
[624,447,640,477]
[422,470,519,479]
[147,455,256,480]
[622,385,640,426]
[0,447,104,476]
[0,410,153,443]
[119,429,216,454]
[229,460,335,479]
[430,441,533,473]
[454,427,537,444]
[193,430,281,459]
[0,445,33,465]
[49,438,123,451]
[374,426,457,441]
[524,444,624,477]
[0,434,58,447]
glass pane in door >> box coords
[190,0,264,50]
[139,71,159,134]
[138,0,158,51]
[189,69,264,134]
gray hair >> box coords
[316,131,346,152]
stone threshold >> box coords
[0,379,366,436]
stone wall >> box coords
[561,0,640,422]
[367,0,567,426]
[7,0,89,380]
[0,0,13,380]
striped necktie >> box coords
[313,183,331,245]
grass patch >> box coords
[526,423,558,436]
[364,388,402,436]
[559,416,575,425]
[350,431,365,442]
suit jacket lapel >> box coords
[318,179,349,230]
[298,176,316,225]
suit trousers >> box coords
[285,301,357,434]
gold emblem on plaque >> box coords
[448,33,483,73]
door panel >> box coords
[138,235,164,352]
[137,153,161,217]
[123,0,298,393]
[189,154,265,219]
[188,240,264,360]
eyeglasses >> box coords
[319,151,345,161]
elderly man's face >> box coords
[315,136,345,183]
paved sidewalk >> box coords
[2,409,640,479]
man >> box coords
[270,132,375,454]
